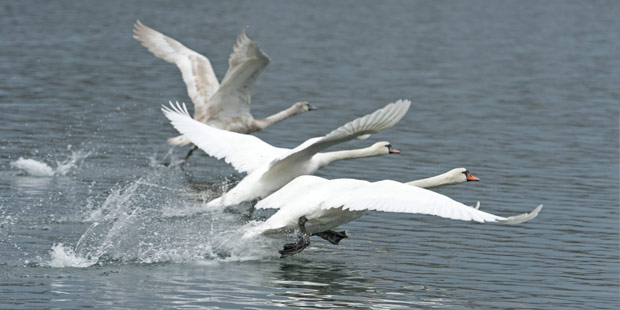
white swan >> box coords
[133,21,313,155]
[247,174,542,257]
[162,99,411,209]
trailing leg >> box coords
[247,199,259,219]
[314,230,348,245]
[184,145,198,161]
[279,216,311,258]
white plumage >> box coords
[162,99,411,208]
[161,102,287,173]
[251,175,543,237]
[133,20,312,147]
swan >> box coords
[246,174,542,257]
[133,21,314,159]
[161,99,411,209]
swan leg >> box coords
[183,145,198,161]
[313,230,348,245]
[279,216,311,258]
[247,199,259,219]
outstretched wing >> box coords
[263,99,411,175]
[161,102,288,174]
[330,180,543,224]
[206,29,270,120]
[255,175,334,210]
[133,20,219,121]
[251,176,541,239]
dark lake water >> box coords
[1,0,618,309]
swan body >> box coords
[133,21,313,147]
[162,99,411,208]
[246,175,542,256]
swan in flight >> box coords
[246,174,542,257]
[162,99,411,209]
[133,21,314,159]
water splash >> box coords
[147,147,185,168]
[47,243,98,268]
[10,158,55,176]
[10,150,90,177]
[48,172,277,268]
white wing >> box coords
[206,29,270,120]
[328,180,543,224]
[161,102,288,173]
[251,176,541,239]
[133,20,219,122]
[255,175,334,210]
[261,99,411,177]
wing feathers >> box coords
[161,101,285,173]
[322,99,411,141]
[208,29,270,119]
[133,21,219,121]
[284,99,411,160]
[322,180,541,224]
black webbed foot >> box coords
[279,216,311,258]
[314,230,348,245]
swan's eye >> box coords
[463,170,469,175]
[386,144,392,149]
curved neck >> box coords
[254,104,301,130]
[314,147,381,169]
[406,171,460,189]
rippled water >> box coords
[1,0,618,309]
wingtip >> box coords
[161,100,190,118]
[133,20,144,31]
[499,204,543,224]
[393,99,412,108]
[132,20,146,38]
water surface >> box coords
[1,0,618,309]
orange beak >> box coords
[388,146,400,154]
[466,171,480,182]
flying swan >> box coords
[161,99,411,210]
[134,21,314,159]
[244,174,542,257]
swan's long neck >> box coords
[314,147,382,169]
[254,104,303,130]
[406,171,460,189]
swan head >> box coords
[449,168,480,184]
[371,141,400,155]
[292,101,316,113]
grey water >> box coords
[1,0,618,308]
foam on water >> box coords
[47,243,98,268]
[47,172,278,268]
[10,150,90,177]
[10,158,55,176]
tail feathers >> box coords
[167,135,192,146]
